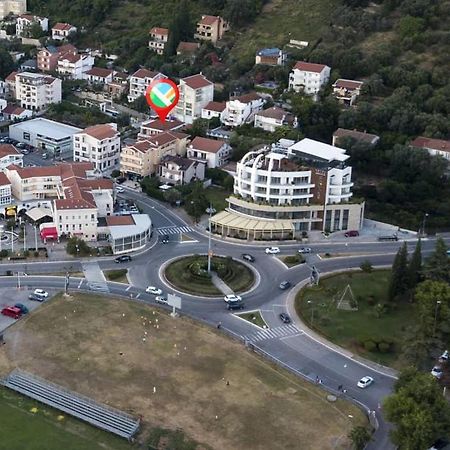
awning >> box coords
[26,207,53,222]
[40,227,58,240]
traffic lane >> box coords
[0,261,83,275]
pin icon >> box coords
[145,78,180,123]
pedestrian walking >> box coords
[217,322,222,329]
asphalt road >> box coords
[0,186,446,450]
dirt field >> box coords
[0,293,367,450]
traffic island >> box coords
[164,255,255,297]
[235,310,268,328]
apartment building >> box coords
[14,72,62,111]
[148,27,169,55]
[84,67,113,85]
[159,155,205,185]
[73,123,120,173]
[332,79,364,106]
[187,136,231,168]
[174,74,214,124]
[5,71,17,99]
[37,44,77,72]
[120,131,188,178]
[0,0,26,19]
[0,143,23,170]
[0,172,11,206]
[127,68,166,103]
[332,128,380,147]
[57,52,94,79]
[138,118,184,139]
[51,22,77,40]
[289,61,331,97]
[222,92,265,127]
[201,101,226,121]
[254,106,296,132]
[194,15,229,44]
[410,136,450,162]
[210,138,364,240]
[16,14,48,37]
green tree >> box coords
[348,426,371,450]
[0,48,14,79]
[388,242,409,301]
[424,237,449,283]
[384,368,450,450]
[408,239,422,289]
[27,21,46,38]
[188,118,209,138]
[185,182,208,222]
[164,189,182,205]
[66,237,91,256]
[360,260,373,273]
[165,0,193,56]
[131,95,148,113]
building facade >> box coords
[0,0,27,19]
[289,61,331,97]
[37,44,77,72]
[159,155,205,185]
[174,74,214,124]
[222,92,265,127]
[254,106,295,132]
[195,15,229,44]
[148,27,168,55]
[57,52,94,79]
[410,136,450,162]
[16,14,48,37]
[51,22,77,40]
[187,136,231,168]
[127,68,166,103]
[138,118,184,138]
[0,143,23,170]
[332,79,363,106]
[0,172,11,206]
[255,48,287,66]
[73,123,120,173]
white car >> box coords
[155,296,168,304]
[298,247,312,254]
[33,289,48,298]
[357,376,374,388]
[431,366,443,379]
[439,350,449,362]
[224,294,242,303]
[116,186,124,193]
[265,246,280,254]
[146,286,162,295]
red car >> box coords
[344,230,359,237]
[1,306,22,319]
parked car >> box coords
[224,294,242,303]
[279,313,291,324]
[344,230,359,237]
[14,303,29,314]
[298,247,311,254]
[116,186,124,193]
[42,153,48,159]
[357,376,374,388]
[1,306,22,319]
[439,350,449,363]
[227,299,245,310]
[431,365,444,379]
[265,246,280,254]
[378,235,398,241]
[161,235,169,244]
[115,255,132,263]
[146,286,162,295]
[242,253,255,262]
[28,293,45,302]
[116,177,126,184]
[279,281,291,290]
[34,289,48,298]
[155,296,168,304]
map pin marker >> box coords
[145,78,180,123]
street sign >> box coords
[168,293,181,317]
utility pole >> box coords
[11,224,14,254]
[17,271,21,290]
[421,213,429,237]
[34,225,38,252]
[23,225,26,253]
[207,203,213,274]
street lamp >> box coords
[421,213,429,237]
[307,300,314,327]
[433,300,442,337]
[207,203,213,274]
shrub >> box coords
[106,269,127,280]
[367,295,376,306]
[360,260,373,273]
[378,342,392,353]
[363,340,377,352]
[0,249,8,258]
[33,251,39,257]
[23,250,30,257]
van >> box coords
[1,306,22,319]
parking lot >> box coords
[0,287,54,333]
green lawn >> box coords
[104,269,128,284]
[295,270,416,369]
[0,387,132,450]
[237,310,268,328]
[281,254,306,268]
[204,187,232,213]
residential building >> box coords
[37,44,77,72]
[210,138,364,240]
[20,58,37,71]
[84,67,113,85]
[159,155,205,185]
[255,48,287,66]
[201,101,226,121]
[5,71,17,99]
[127,68,166,103]
[0,172,11,206]
[73,123,120,173]
[332,79,364,106]
[410,136,450,162]
[1,103,32,120]
[176,41,200,56]
[0,80,6,98]
[51,22,77,41]
[0,98,6,111]
[138,118,184,139]
[222,92,265,127]
[16,14,48,37]
[15,72,62,111]
[332,128,380,147]
[254,106,296,132]
[187,136,231,168]
[9,118,81,158]
[120,131,188,178]
[106,71,128,99]
[0,143,23,170]
[195,15,229,44]
[0,0,27,20]
[174,74,214,124]
[289,61,331,97]
[148,27,169,55]
[57,52,94,79]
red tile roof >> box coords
[132,68,160,79]
[0,172,10,186]
[0,144,20,158]
[293,61,328,73]
[333,128,379,144]
[59,52,82,63]
[106,216,135,226]
[233,92,262,103]
[177,41,200,53]
[199,15,220,26]
[203,101,226,112]
[5,71,17,82]
[190,136,225,154]
[411,137,450,153]
[52,22,75,31]
[141,118,184,132]
[333,79,363,90]
[255,106,288,120]
[150,27,169,36]
[80,124,118,140]
[85,67,113,78]
[182,74,212,89]
[2,105,26,115]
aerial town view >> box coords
[0,0,449,449]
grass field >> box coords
[204,187,231,213]
[104,269,129,284]
[237,310,268,328]
[0,293,366,450]
[295,270,415,368]
[165,255,254,296]
[0,387,132,450]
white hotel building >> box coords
[210,138,364,240]
[15,72,62,111]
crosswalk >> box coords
[157,226,194,235]
[87,282,109,293]
[243,324,302,343]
